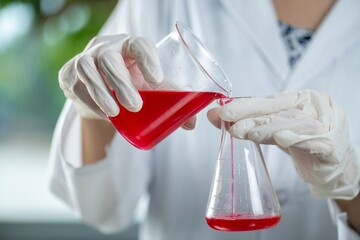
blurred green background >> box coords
[0,0,117,138]
[0,1,140,239]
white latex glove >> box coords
[208,89,360,200]
[59,34,163,119]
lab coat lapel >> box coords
[285,0,360,89]
[218,0,290,83]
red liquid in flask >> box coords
[206,214,281,231]
[109,90,224,150]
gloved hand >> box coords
[208,89,360,200]
[58,34,163,119]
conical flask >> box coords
[205,120,281,231]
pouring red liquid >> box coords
[109,90,225,150]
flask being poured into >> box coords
[205,100,281,231]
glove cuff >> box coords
[310,147,360,200]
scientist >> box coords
[48,0,360,239]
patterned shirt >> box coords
[279,21,314,68]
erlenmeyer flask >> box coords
[205,119,281,231]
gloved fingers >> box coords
[124,37,163,84]
[207,105,298,132]
[236,107,310,125]
[292,138,335,160]
[91,35,162,86]
[273,119,329,149]
[276,130,335,160]
[229,117,328,145]
[75,53,120,117]
[207,107,221,129]
[84,35,121,51]
[182,115,197,130]
[215,103,324,137]
[58,57,78,95]
[228,116,281,141]
[219,91,304,122]
[84,34,127,53]
[97,50,143,112]
[70,82,108,119]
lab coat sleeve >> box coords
[47,0,171,233]
[327,199,360,240]
[47,0,208,235]
[47,100,153,234]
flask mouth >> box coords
[217,96,254,106]
[174,21,232,97]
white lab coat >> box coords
[47,0,360,239]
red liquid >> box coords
[109,90,224,150]
[206,214,281,231]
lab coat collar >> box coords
[218,0,360,89]
[285,0,360,89]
